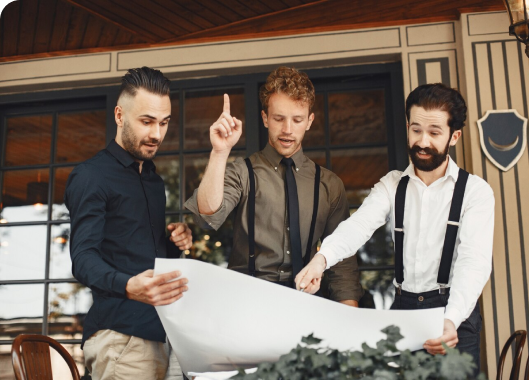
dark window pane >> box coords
[56,110,106,163]
[360,270,395,310]
[304,150,326,168]
[52,167,74,220]
[50,224,73,279]
[184,88,245,150]
[48,283,91,339]
[183,214,234,266]
[4,115,53,166]
[183,151,245,204]
[0,225,47,280]
[329,90,386,145]
[155,156,180,212]
[331,148,388,205]
[1,169,50,222]
[159,94,180,152]
[0,284,44,339]
[351,211,394,267]
[302,93,325,148]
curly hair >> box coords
[405,83,467,133]
[259,66,315,114]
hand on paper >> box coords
[210,94,243,154]
[295,253,326,294]
[423,318,458,355]
[168,222,193,250]
[126,269,188,306]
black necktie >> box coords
[281,157,303,278]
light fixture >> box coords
[504,0,529,57]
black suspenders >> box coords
[394,168,470,291]
[244,158,320,277]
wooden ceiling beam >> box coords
[60,0,157,43]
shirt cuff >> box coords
[114,272,133,298]
[317,249,340,270]
[444,305,465,330]
[183,190,225,230]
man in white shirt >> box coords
[295,83,494,372]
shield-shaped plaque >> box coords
[477,110,527,172]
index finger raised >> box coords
[223,93,230,114]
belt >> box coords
[395,286,450,297]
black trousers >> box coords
[391,288,482,377]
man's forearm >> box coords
[197,150,230,215]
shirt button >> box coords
[274,167,278,171]
[280,270,284,273]
[286,251,290,255]
[418,296,424,302]
[287,227,290,231]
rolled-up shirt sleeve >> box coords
[322,176,364,301]
[184,158,245,231]
[444,182,494,329]
[65,165,131,297]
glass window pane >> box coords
[48,283,92,340]
[183,214,234,266]
[159,94,180,152]
[184,88,246,150]
[0,344,15,379]
[50,224,73,279]
[329,90,387,145]
[304,150,326,168]
[360,270,395,310]
[4,114,53,166]
[331,148,388,205]
[0,284,45,340]
[183,151,245,204]
[56,110,106,163]
[52,167,74,220]
[351,212,394,267]
[46,343,88,379]
[154,156,180,212]
[302,93,325,148]
[1,169,50,222]
[0,225,47,280]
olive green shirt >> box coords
[185,144,363,301]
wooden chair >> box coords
[11,334,81,380]
[497,330,527,380]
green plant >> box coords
[231,326,486,380]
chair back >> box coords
[11,334,81,380]
[497,330,527,380]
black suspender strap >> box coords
[437,168,470,285]
[394,175,410,286]
[244,158,256,277]
[304,164,321,266]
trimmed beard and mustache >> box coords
[122,119,161,161]
[407,137,451,172]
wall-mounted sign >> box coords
[477,110,527,172]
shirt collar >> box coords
[401,155,459,182]
[106,139,156,173]
[262,143,305,170]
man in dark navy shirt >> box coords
[66,67,192,380]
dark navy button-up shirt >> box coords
[65,140,176,346]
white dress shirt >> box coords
[319,157,494,328]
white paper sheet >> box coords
[154,258,444,375]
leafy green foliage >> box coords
[230,326,487,380]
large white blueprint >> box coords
[154,258,444,375]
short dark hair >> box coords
[118,67,171,99]
[405,83,467,133]
[259,66,315,114]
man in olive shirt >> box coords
[185,67,362,304]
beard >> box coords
[407,138,450,172]
[122,119,160,161]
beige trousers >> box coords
[84,330,183,380]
